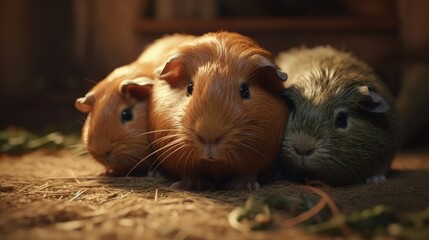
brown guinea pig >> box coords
[276,46,399,186]
[148,31,288,190]
[75,34,195,176]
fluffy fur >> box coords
[276,46,399,186]
[149,32,288,190]
[75,34,195,176]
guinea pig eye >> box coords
[335,111,348,129]
[121,108,133,124]
[240,83,250,99]
[186,82,194,96]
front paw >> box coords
[99,167,127,177]
[226,174,260,190]
[100,165,148,177]
[170,177,211,190]
[366,175,386,184]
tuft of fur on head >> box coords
[276,46,398,186]
[149,31,288,181]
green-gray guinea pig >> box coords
[276,46,399,186]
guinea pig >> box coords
[276,46,399,186]
[75,34,195,176]
[148,31,288,190]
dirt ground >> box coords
[0,149,428,240]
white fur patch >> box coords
[110,66,130,81]
[366,175,386,184]
[82,113,91,145]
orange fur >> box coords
[149,32,288,188]
[76,34,195,176]
[80,63,154,176]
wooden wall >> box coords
[0,0,428,147]
[396,0,429,147]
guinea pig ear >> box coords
[357,86,390,113]
[158,57,186,87]
[120,77,153,101]
[251,54,288,82]
[75,91,95,113]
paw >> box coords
[99,167,127,177]
[147,170,162,178]
[366,175,386,185]
[226,174,260,190]
[170,178,210,190]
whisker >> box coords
[187,149,198,175]
[84,78,97,85]
[158,143,188,170]
[129,133,184,167]
[76,118,85,125]
[68,145,89,157]
[322,157,355,185]
[124,136,183,179]
[150,138,185,172]
[154,138,185,162]
[191,148,199,175]
[176,145,192,173]
[175,144,191,173]
[139,135,177,155]
[228,148,241,171]
[347,149,376,155]
[239,142,269,162]
[222,152,230,173]
[136,129,180,137]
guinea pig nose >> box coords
[292,145,315,157]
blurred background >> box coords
[0,0,428,149]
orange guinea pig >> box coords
[148,31,288,190]
[75,34,196,176]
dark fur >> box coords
[276,46,399,186]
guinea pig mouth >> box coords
[291,155,325,172]
[291,155,312,169]
[200,156,222,162]
[197,143,223,161]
